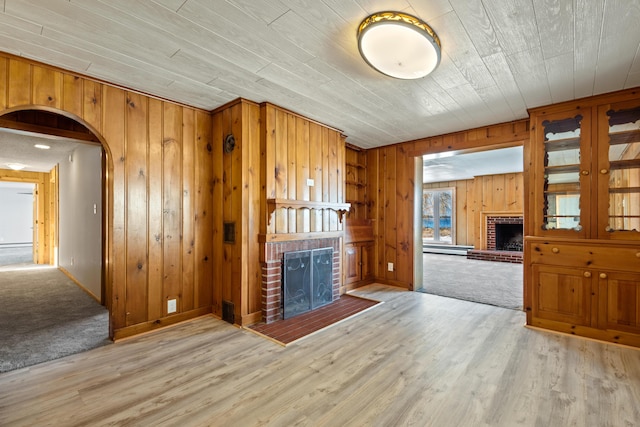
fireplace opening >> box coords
[282,247,333,319]
[495,224,523,252]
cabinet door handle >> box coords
[600,168,608,174]
[583,271,591,278]
[552,247,559,254]
[636,252,640,258]
[599,273,607,279]
[581,170,589,175]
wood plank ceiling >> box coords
[0,0,639,149]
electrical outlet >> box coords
[387,262,394,271]
[307,178,315,187]
[70,257,74,266]
[167,298,177,314]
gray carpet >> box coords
[0,267,110,372]
[0,245,33,267]
[422,253,523,310]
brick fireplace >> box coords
[467,214,523,264]
[261,238,341,323]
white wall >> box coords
[0,183,34,245]
[58,144,102,300]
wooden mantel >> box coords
[266,198,351,225]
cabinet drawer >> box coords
[527,239,640,271]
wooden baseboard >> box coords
[241,311,262,326]
[58,266,101,304]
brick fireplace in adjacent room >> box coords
[261,237,341,323]
[467,213,523,264]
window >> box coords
[423,188,454,244]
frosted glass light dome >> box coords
[357,12,441,79]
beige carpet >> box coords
[422,253,523,310]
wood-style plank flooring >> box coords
[1,284,639,426]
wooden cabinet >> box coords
[343,219,374,291]
[529,91,640,239]
[526,88,640,348]
[344,242,374,285]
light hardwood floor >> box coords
[1,284,639,426]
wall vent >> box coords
[222,300,235,324]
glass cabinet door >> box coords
[598,102,640,238]
[536,110,591,237]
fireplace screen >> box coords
[282,247,333,319]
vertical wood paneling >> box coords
[32,66,62,109]
[310,123,323,232]
[182,109,195,312]
[83,80,102,132]
[230,103,243,318]
[244,102,262,317]
[147,98,163,321]
[328,130,338,231]
[8,59,30,107]
[211,108,224,315]
[384,147,397,282]
[124,92,149,326]
[274,108,287,233]
[162,103,183,315]
[194,110,213,309]
[322,127,330,231]
[396,146,412,287]
[287,113,297,232]
[0,57,7,110]
[296,117,309,233]
[62,74,83,117]
[102,85,127,332]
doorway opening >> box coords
[418,147,524,310]
[0,108,110,372]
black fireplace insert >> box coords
[282,247,333,319]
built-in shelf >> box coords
[266,198,351,225]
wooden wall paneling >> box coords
[0,57,7,110]
[212,108,224,316]
[221,107,234,306]
[146,98,163,322]
[230,103,243,321]
[32,65,62,109]
[309,123,323,232]
[162,102,183,316]
[83,80,102,133]
[455,180,468,245]
[384,147,397,282]
[194,110,213,310]
[295,116,310,233]
[243,101,262,319]
[395,146,413,287]
[322,127,330,231]
[124,92,149,326]
[287,113,297,233]
[102,85,127,333]
[337,134,345,231]
[274,107,287,233]
[366,150,383,278]
[493,174,507,210]
[328,129,338,231]
[8,59,30,107]
[181,108,196,312]
[473,177,484,249]
[62,74,83,117]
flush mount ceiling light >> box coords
[34,144,50,149]
[6,163,27,170]
[357,11,441,79]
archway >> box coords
[0,106,113,335]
